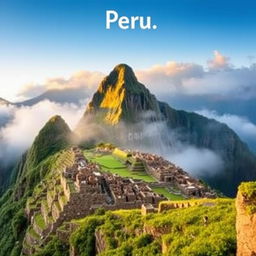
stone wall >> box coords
[158,200,204,213]
[236,187,256,256]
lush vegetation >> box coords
[99,199,236,256]
[36,199,236,256]
[0,115,71,256]
[24,115,71,170]
[0,153,64,256]
[83,150,155,182]
[239,182,256,214]
[151,187,184,201]
[33,236,69,256]
[239,182,256,198]
[71,215,105,255]
[0,113,238,256]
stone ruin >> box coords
[132,151,216,198]
[22,147,165,255]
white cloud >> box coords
[183,65,256,98]
[167,146,224,177]
[148,121,225,177]
[207,50,230,70]
[18,70,104,99]
[0,100,85,163]
[0,104,15,119]
[136,61,204,94]
[196,109,256,140]
[113,115,224,178]
[13,51,256,102]
[136,51,256,99]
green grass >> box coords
[65,199,236,256]
[67,181,76,193]
[94,155,126,169]
[83,150,95,161]
[239,182,256,214]
[28,227,40,240]
[35,214,46,229]
[84,151,155,182]
[151,187,185,201]
[60,195,68,206]
[41,200,49,213]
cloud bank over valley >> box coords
[0,101,85,166]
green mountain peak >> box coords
[25,115,71,169]
[85,64,160,124]
[0,115,73,255]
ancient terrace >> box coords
[22,147,165,255]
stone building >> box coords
[133,151,216,198]
[23,147,166,255]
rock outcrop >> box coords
[84,64,161,125]
[236,182,256,256]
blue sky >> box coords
[0,0,256,100]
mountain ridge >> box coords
[15,88,88,106]
[79,64,256,196]
[24,115,71,169]
[0,114,72,255]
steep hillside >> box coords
[35,198,235,256]
[78,64,256,196]
[24,115,71,169]
[159,102,256,196]
[0,115,71,256]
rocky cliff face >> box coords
[85,64,161,124]
[78,64,256,196]
[236,182,256,256]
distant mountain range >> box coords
[0,89,88,194]
[0,97,10,105]
[0,88,88,107]
[164,95,256,125]
[16,88,89,106]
